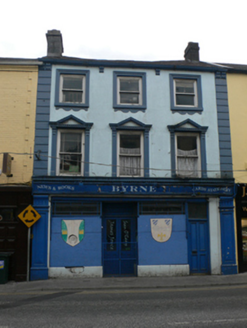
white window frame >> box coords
[117,76,143,106]
[117,131,144,177]
[175,133,201,178]
[56,130,84,176]
[174,79,198,107]
[59,74,86,104]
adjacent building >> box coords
[30,30,238,280]
[0,58,40,281]
[227,64,247,273]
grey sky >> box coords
[1,0,246,64]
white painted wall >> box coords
[49,65,221,178]
[209,198,222,274]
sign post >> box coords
[18,205,41,281]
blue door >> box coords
[188,219,210,274]
[102,203,137,276]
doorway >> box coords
[102,203,137,276]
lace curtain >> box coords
[177,149,198,177]
[120,147,141,175]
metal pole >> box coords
[27,227,30,281]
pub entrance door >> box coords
[102,202,137,277]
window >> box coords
[60,75,85,104]
[113,72,146,111]
[55,69,90,109]
[170,74,203,113]
[118,77,142,105]
[118,132,143,176]
[50,115,93,177]
[174,79,197,107]
[168,119,208,179]
[110,117,151,177]
[57,131,84,175]
[175,133,201,178]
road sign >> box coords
[18,205,41,228]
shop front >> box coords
[30,178,237,280]
[235,184,247,273]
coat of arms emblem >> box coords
[150,218,172,242]
[61,220,84,246]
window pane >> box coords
[107,219,116,251]
[176,94,194,106]
[60,154,81,173]
[120,78,139,92]
[120,93,139,104]
[63,76,83,90]
[188,203,207,219]
[121,219,131,251]
[177,136,197,151]
[60,133,81,153]
[63,91,83,103]
[176,80,194,93]
[120,156,141,175]
[120,135,140,150]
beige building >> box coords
[227,65,247,273]
[0,58,40,281]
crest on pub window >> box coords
[61,220,84,246]
[150,218,172,242]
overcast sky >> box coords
[1,0,246,65]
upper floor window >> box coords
[169,74,203,113]
[55,70,90,110]
[168,119,208,179]
[113,72,146,111]
[60,75,85,104]
[110,117,151,177]
[176,133,201,178]
[57,131,84,175]
[118,131,143,177]
[50,115,93,177]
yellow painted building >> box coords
[0,60,40,184]
[0,59,41,282]
[227,68,247,273]
[227,72,247,184]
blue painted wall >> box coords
[138,215,187,265]
[50,216,102,267]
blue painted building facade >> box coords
[30,31,237,280]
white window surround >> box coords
[117,131,144,177]
[174,79,198,107]
[175,133,201,178]
[59,74,85,104]
[117,76,142,106]
[56,130,84,176]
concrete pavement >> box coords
[0,273,247,293]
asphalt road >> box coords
[0,285,247,327]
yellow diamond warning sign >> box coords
[18,205,41,228]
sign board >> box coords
[18,205,41,228]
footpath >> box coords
[0,273,247,293]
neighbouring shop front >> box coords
[0,186,31,282]
[235,184,247,273]
[30,178,238,280]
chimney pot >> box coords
[184,42,200,62]
[46,30,63,57]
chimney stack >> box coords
[184,42,200,62]
[46,30,63,57]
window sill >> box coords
[113,104,146,113]
[171,106,203,114]
[55,103,89,111]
